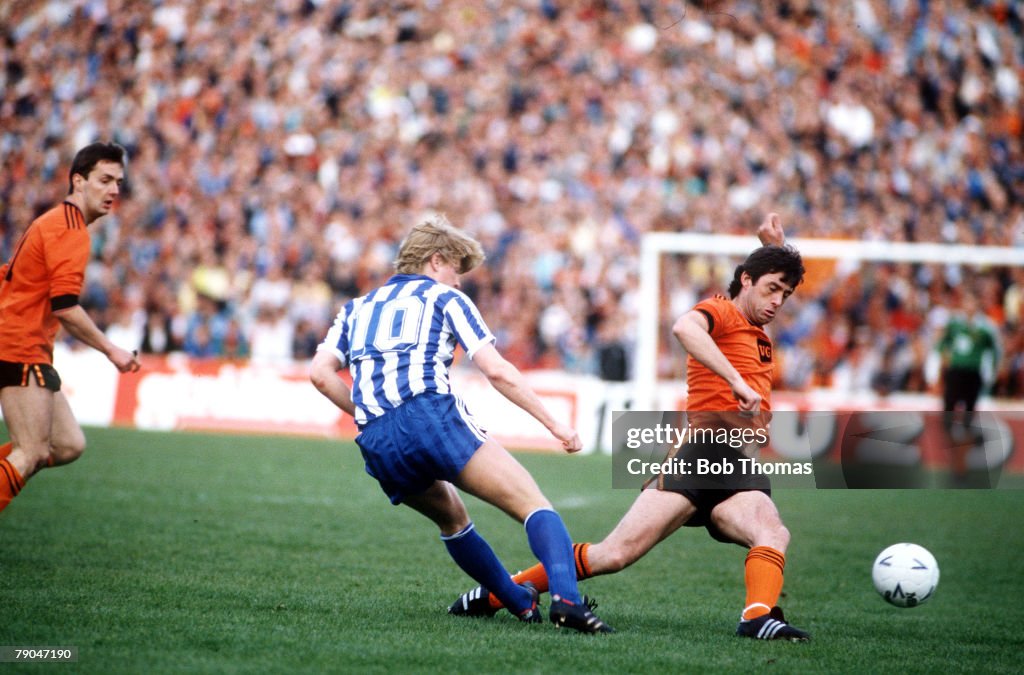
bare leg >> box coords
[0,380,57,479]
[455,437,591,608]
[460,487,696,616]
[403,480,470,536]
[405,478,533,614]
[452,438,551,521]
[587,487,698,575]
[710,491,793,624]
[47,391,86,468]
[709,491,790,551]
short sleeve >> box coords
[318,301,354,367]
[44,226,89,299]
[692,296,731,339]
[443,291,495,358]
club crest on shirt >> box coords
[757,338,772,363]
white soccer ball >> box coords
[872,543,940,608]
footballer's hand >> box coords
[757,212,785,247]
[110,346,141,373]
[732,381,762,413]
[551,423,583,454]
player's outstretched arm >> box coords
[310,349,356,417]
[55,305,140,372]
[471,343,582,453]
[672,310,761,412]
[757,212,786,247]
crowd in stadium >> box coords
[1,0,1022,397]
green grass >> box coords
[2,426,1023,673]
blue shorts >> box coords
[355,392,488,505]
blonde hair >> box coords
[394,213,486,275]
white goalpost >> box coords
[634,232,1024,410]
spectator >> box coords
[0,0,1020,395]
[182,294,234,359]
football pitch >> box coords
[3,426,1023,674]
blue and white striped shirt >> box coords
[318,274,495,426]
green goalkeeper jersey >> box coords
[937,315,1001,371]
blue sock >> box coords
[524,508,582,604]
[442,523,531,614]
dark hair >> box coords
[68,142,126,194]
[727,245,805,298]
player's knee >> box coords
[50,432,87,465]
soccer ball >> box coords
[872,543,940,608]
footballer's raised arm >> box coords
[756,212,786,247]
[471,343,583,453]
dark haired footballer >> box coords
[0,142,141,513]
[450,213,811,641]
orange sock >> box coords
[487,543,593,610]
[742,545,786,620]
[0,458,25,513]
[0,442,11,460]
[573,542,593,580]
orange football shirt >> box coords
[0,202,90,363]
[685,295,774,412]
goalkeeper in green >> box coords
[934,289,1002,481]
